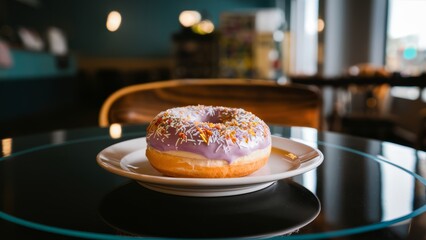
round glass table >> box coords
[0,124,425,239]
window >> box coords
[386,0,426,76]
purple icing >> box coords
[146,105,271,163]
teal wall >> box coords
[7,0,275,57]
[0,50,76,79]
[0,0,276,134]
[2,0,275,79]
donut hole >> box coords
[200,114,222,124]
[193,108,228,124]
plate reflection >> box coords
[99,180,321,239]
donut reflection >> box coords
[99,180,320,238]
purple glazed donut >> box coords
[145,105,272,178]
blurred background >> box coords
[1,0,426,150]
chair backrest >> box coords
[99,79,322,129]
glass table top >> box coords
[0,124,425,239]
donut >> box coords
[145,105,272,178]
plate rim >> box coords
[96,136,324,187]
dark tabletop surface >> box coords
[0,124,425,240]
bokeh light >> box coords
[318,18,325,32]
[2,138,12,157]
[179,10,201,27]
[109,123,122,139]
[403,47,417,60]
[106,11,122,32]
[192,19,214,35]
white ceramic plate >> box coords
[97,136,323,197]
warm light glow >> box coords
[106,11,122,32]
[2,138,12,157]
[318,18,325,32]
[179,10,201,27]
[199,20,214,34]
[109,123,122,139]
[366,97,377,108]
[192,19,215,35]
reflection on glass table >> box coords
[0,125,425,239]
[99,180,320,238]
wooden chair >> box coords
[99,79,322,129]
